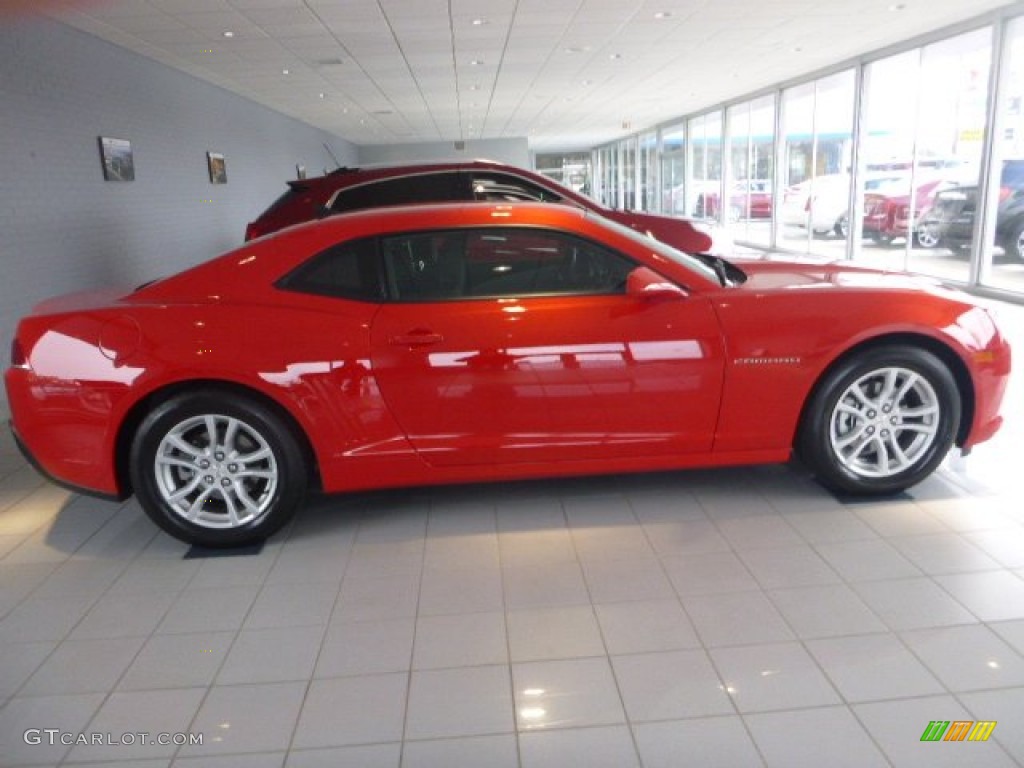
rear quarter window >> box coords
[276,237,384,301]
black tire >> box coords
[797,346,960,496]
[130,390,308,547]
[834,214,849,238]
[868,231,894,247]
[1003,220,1024,262]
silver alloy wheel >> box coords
[153,414,278,529]
[916,224,940,249]
[829,366,941,479]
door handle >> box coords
[388,330,444,347]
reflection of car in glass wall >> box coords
[695,180,773,220]
[917,160,1024,259]
[863,177,960,247]
[245,160,717,254]
[781,173,905,237]
[6,203,1010,546]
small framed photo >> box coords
[207,152,227,184]
[98,136,134,181]
[296,164,307,180]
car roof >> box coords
[306,158,522,185]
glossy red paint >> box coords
[244,159,714,253]
[5,203,1011,505]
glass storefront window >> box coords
[984,19,1024,294]
[661,122,687,216]
[860,29,991,284]
[778,71,856,257]
[688,111,723,222]
[639,131,659,212]
[726,95,776,245]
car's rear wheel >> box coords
[130,391,307,546]
[797,346,960,495]
[834,214,849,238]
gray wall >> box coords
[0,18,357,411]
[358,138,530,167]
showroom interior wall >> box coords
[0,17,357,411]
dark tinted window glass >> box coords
[277,237,383,301]
[381,228,635,301]
[469,173,562,202]
[330,172,465,213]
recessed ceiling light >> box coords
[469,84,480,91]
[888,3,906,9]
[469,59,484,66]
[471,18,487,26]
[582,79,593,86]
[222,30,234,38]
[282,68,290,75]
[654,11,672,19]
[609,53,622,60]
[318,92,325,99]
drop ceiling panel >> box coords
[39,0,1019,150]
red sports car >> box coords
[863,177,959,246]
[244,159,716,254]
[6,203,1011,546]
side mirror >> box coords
[626,267,687,299]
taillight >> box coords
[11,338,27,368]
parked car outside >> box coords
[245,159,721,254]
[6,202,1010,546]
[917,159,1024,259]
[862,177,960,247]
[694,180,773,220]
[781,173,906,237]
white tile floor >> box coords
[0,301,1022,767]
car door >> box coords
[368,226,726,467]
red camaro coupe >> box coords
[6,203,1011,546]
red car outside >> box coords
[245,159,716,253]
[863,177,959,247]
[696,180,773,220]
[6,203,1010,546]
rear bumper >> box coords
[9,420,124,501]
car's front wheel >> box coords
[130,391,308,546]
[1003,220,1024,262]
[915,223,942,249]
[798,346,960,495]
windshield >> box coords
[586,212,723,285]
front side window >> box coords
[381,228,636,301]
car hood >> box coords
[732,258,949,294]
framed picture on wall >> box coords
[98,136,134,181]
[207,152,227,184]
